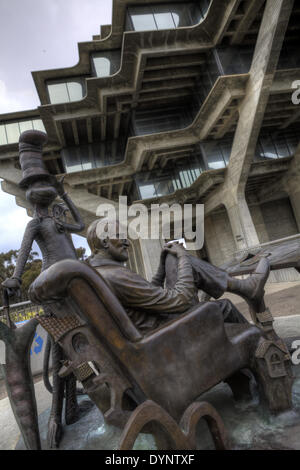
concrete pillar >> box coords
[282,143,300,232]
[204,209,236,266]
[224,195,260,252]
[204,0,293,262]
[289,192,300,232]
[248,203,270,244]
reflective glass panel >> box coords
[260,135,277,159]
[67,80,84,102]
[32,119,46,132]
[201,141,226,169]
[19,120,33,133]
[140,184,157,199]
[126,2,211,31]
[169,4,190,27]
[92,56,111,77]
[91,51,121,77]
[286,131,298,155]
[153,5,175,29]
[132,106,195,136]
[47,82,69,104]
[274,134,290,158]
[129,7,157,31]
[0,125,7,145]
[199,0,211,16]
[5,122,20,144]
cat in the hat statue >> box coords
[2,130,92,449]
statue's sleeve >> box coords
[13,220,38,280]
[151,262,165,287]
[109,254,196,314]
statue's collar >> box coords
[88,256,125,268]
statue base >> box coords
[16,366,300,450]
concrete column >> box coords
[248,203,270,244]
[224,195,260,252]
[204,0,294,260]
[289,192,300,232]
[283,144,300,232]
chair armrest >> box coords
[29,259,143,342]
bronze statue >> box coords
[0,131,294,450]
[2,130,92,448]
[86,219,270,334]
[28,220,293,449]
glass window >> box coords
[169,4,190,27]
[140,184,157,199]
[201,141,226,169]
[255,130,299,161]
[260,135,278,159]
[274,133,291,158]
[47,82,69,104]
[47,79,84,104]
[128,6,157,31]
[153,5,175,29]
[219,137,233,165]
[91,50,121,77]
[285,130,298,155]
[216,46,254,75]
[32,119,46,132]
[135,153,205,199]
[0,125,8,145]
[92,57,111,77]
[199,0,211,16]
[19,120,33,133]
[66,80,84,102]
[132,105,196,136]
[61,140,125,173]
[5,122,20,144]
[0,119,45,146]
[126,2,211,31]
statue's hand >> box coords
[163,241,187,258]
[53,175,65,197]
[2,278,21,296]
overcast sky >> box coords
[0,0,113,255]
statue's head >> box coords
[19,129,58,207]
[25,179,58,207]
[87,219,130,262]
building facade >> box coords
[0,0,299,281]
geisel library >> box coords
[0,0,300,281]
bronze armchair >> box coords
[29,259,293,450]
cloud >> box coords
[0,189,31,252]
[0,80,39,114]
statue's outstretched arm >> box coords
[59,192,85,233]
[53,177,85,233]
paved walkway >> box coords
[0,379,52,450]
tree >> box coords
[75,247,87,261]
[0,246,88,305]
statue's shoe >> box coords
[239,257,270,313]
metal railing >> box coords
[0,301,43,325]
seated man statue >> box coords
[86,220,269,334]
